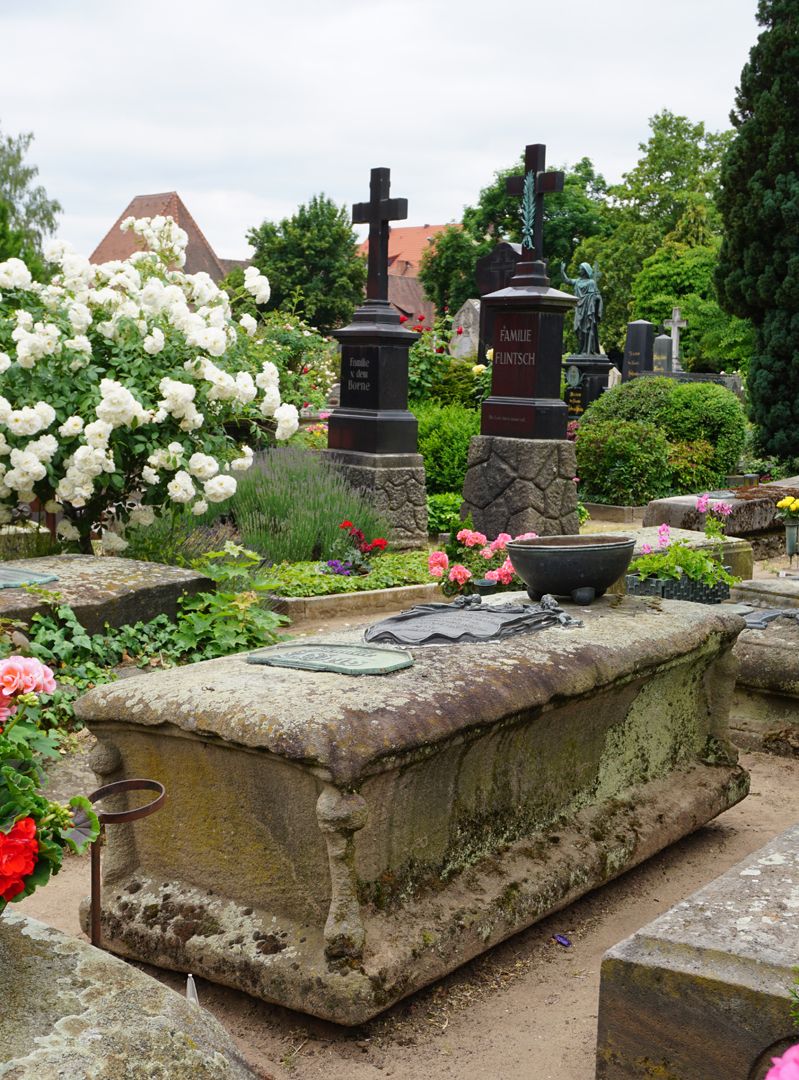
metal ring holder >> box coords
[87,778,166,947]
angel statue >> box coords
[560,262,603,356]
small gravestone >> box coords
[449,298,481,359]
[475,242,523,363]
[664,305,687,372]
[653,333,673,373]
[324,166,427,548]
[461,141,579,537]
[622,319,654,381]
[247,642,412,675]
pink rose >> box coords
[765,1044,799,1080]
[448,564,472,586]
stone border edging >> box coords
[583,502,647,522]
[270,582,442,623]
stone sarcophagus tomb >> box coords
[74,595,749,1025]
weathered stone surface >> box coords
[643,480,799,558]
[0,912,257,1078]
[75,595,748,1025]
[324,450,427,548]
[449,298,480,359]
[461,436,579,537]
[608,527,754,588]
[731,614,799,753]
[731,576,799,609]
[0,556,211,635]
[596,824,799,1079]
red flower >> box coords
[302,365,309,374]
[457,326,463,335]
[0,817,38,902]
[417,314,425,322]
[436,347,445,354]
[399,315,408,324]
[412,325,422,332]
[339,520,353,529]
[371,537,388,550]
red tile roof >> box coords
[89,192,228,281]
[357,224,452,277]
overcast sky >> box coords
[1,0,759,260]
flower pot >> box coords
[625,572,731,605]
[474,578,498,597]
[786,523,799,560]
[506,535,636,605]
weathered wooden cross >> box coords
[352,167,408,302]
[664,306,687,366]
[506,144,564,260]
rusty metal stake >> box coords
[88,778,166,948]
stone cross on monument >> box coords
[325,165,427,548]
[505,144,565,264]
[664,306,687,372]
[352,167,408,301]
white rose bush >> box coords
[0,215,299,552]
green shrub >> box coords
[580,376,747,482]
[576,420,672,505]
[667,439,719,494]
[415,402,480,495]
[661,382,747,476]
[230,448,389,563]
[123,509,234,567]
[427,492,463,535]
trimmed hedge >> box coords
[415,402,480,495]
[576,420,672,506]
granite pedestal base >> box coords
[461,436,579,537]
[74,595,748,1026]
[731,612,799,754]
[323,449,427,549]
[596,823,799,1079]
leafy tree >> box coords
[422,156,610,315]
[716,0,799,457]
[0,126,60,255]
[418,225,486,314]
[572,111,732,350]
[247,194,366,333]
[631,237,754,370]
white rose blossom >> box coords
[204,474,237,503]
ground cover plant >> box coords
[628,496,738,588]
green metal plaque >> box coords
[0,567,58,590]
[246,643,413,676]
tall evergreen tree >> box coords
[716,0,799,456]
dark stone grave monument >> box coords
[475,241,523,364]
[621,319,654,381]
[325,167,427,547]
[461,143,580,538]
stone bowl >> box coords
[506,534,636,605]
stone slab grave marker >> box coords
[325,166,427,548]
[462,141,580,537]
[247,642,413,675]
[652,331,673,373]
[449,297,480,359]
[75,595,748,1025]
[621,318,654,381]
[0,565,58,588]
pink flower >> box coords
[513,531,539,541]
[479,546,494,559]
[657,523,671,548]
[448,564,472,586]
[456,528,487,548]
[318,410,331,420]
[640,543,653,554]
[716,501,733,517]
[572,476,580,484]
[428,551,449,575]
[490,533,512,552]
[765,1044,799,1080]
[0,656,56,698]
[485,569,500,582]
[696,493,710,514]
[497,557,516,585]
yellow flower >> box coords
[791,499,799,511]
[472,364,486,374]
[777,497,792,508]
[486,348,494,362]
